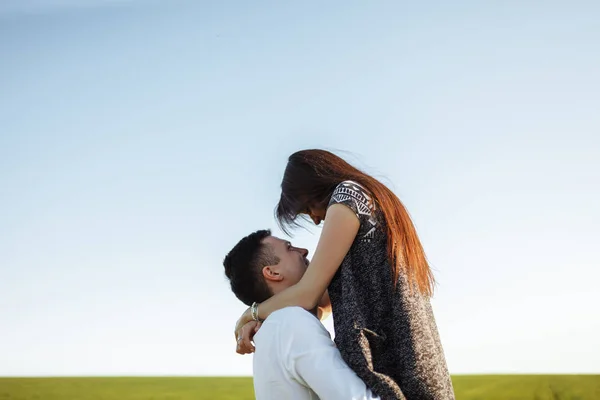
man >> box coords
[223,229,379,400]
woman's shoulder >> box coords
[331,181,374,210]
[335,180,368,191]
[328,181,381,242]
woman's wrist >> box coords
[251,301,264,322]
[243,306,253,324]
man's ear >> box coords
[262,265,284,282]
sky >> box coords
[0,0,598,377]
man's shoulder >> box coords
[268,306,315,321]
[266,307,327,335]
[255,307,322,347]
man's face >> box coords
[261,236,309,286]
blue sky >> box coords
[1,1,598,376]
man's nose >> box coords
[295,247,309,257]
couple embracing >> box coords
[223,149,455,400]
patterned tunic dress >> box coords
[327,181,455,400]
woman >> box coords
[235,149,455,400]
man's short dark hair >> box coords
[223,229,280,306]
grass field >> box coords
[0,375,598,400]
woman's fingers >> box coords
[236,335,252,354]
[234,307,253,340]
[235,320,258,354]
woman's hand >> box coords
[234,307,261,354]
[235,320,262,354]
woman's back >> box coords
[327,181,455,400]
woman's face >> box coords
[303,205,326,226]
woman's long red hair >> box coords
[276,149,434,296]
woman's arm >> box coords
[235,204,359,350]
[317,290,332,321]
[262,204,360,311]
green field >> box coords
[0,375,598,400]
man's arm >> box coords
[280,308,379,400]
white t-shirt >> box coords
[252,306,380,400]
